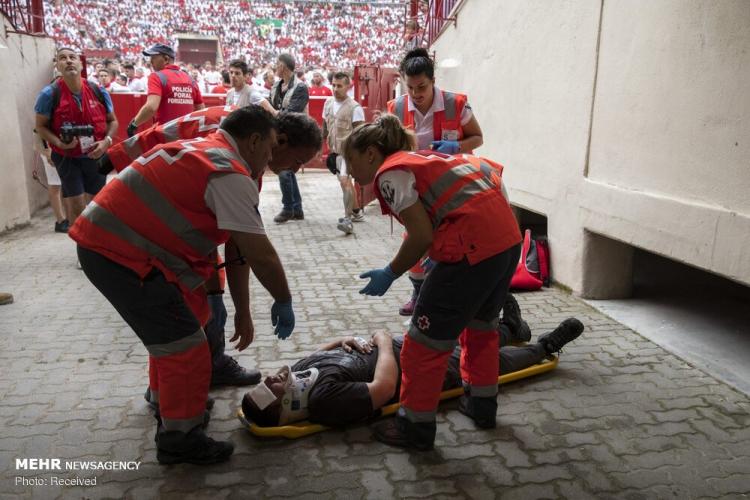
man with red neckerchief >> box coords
[128,43,205,136]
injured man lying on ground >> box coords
[242,296,584,428]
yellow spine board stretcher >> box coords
[237,355,558,439]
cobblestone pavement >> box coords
[1,170,749,500]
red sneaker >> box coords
[399,298,415,316]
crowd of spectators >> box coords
[44,0,418,70]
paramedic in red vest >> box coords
[342,115,521,451]
[99,107,323,387]
[128,44,205,136]
[34,47,118,224]
[70,106,295,465]
[387,48,484,318]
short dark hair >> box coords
[221,70,230,85]
[278,53,295,71]
[229,59,248,75]
[277,112,322,152]
[332,71,350,84]
[123,63,135,70]
[55,47,78,60]
[220,105,277,140]
[399,48,434,80]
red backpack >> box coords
[510,229,550,290]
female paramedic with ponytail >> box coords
[388,48,485,317]
[343,115,521,451]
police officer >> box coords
[342,115,521,451]
[71,106,296,464]
[128,44,205,135]
[34,47,118,225]
[388,48,484,317]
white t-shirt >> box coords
[377,169,418,215]
[128,78,146,93]
[408,87,474,150]
[204,70,222,86]
[227,84,265,107]
[204,173,265,235]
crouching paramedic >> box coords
[342,114,522,450]
[69,106,295,465]
[99,107,322,387]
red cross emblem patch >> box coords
[417,315,430,331]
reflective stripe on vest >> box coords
[203,147,243,170]
[420,163,497,227]
[162,111,223,143]
[135,138,205,166]
[442,91,456,121]
[160,118,181,143]
[394,95,406,121]
[80,202,205,290]
[122,135,144,162]
[118,166,217,255]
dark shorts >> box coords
[51,152,106,198]
[77,246,201,346]
[411,243,522,344]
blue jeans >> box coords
[278,170,302,213]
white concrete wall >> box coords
[0,17,55,232]
[431,0,750,297]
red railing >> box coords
[423,0,460,47]
[0,0,44,34]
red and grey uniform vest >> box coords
[387,90,469,149]
[109,105,236,172]
[70,132,251,324]
[50,80,108,157]
[374,151,521,265]
[155,66,199,124]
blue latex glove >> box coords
[431,140,460,154]
[271,301,295,340]
[420,256,436,274]
[359,265,399,296]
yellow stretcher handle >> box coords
[238,355,558,439]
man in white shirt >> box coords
[124,63,146,92]
[322,72,365,235]
[225,59,276,115]
[203,61,222,90]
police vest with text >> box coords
[155,66,198,124]
[374,151,521,265]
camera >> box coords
[60,122,94,144]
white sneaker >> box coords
[337,217,353,235]
[351,210,365,222]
